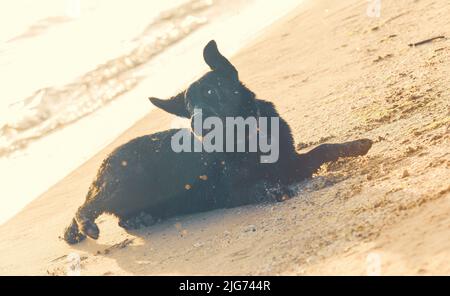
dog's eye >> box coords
[205,89,216,97]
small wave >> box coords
[0,0,215,157]
[7,16,72,43]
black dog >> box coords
[64,40,372,244]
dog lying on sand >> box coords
[64,40,372,244]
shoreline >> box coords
[1,0,449,275]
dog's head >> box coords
[149,40,257,124]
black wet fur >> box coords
[64,40,372,244]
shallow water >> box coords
[0,0,245,157]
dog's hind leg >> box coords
[63,199,101,244]
[118,212,156,230]
[75,199,101,240]
[64,186,104,244]
[298,138,373,176]
[64,218,86,244]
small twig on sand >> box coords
[50,254,67,262]
[408,36,446,47]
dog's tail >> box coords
[63,218,86,245]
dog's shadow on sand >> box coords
[67,172,355,275]
[69,208,241,275]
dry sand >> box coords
[0,0,449,275]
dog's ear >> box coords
[149,92,190,118]
[203,40,238,79]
